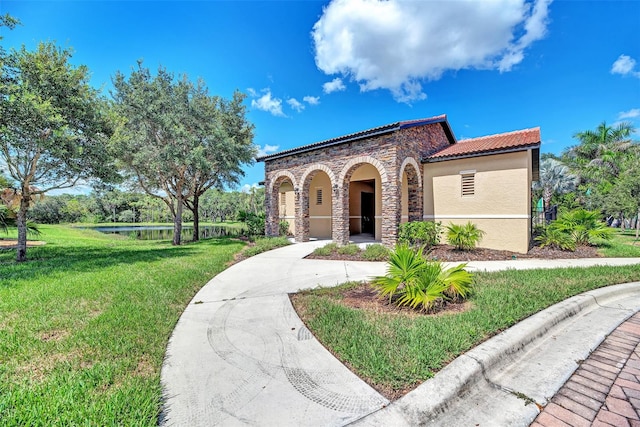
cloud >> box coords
[303,95,320,105]
[611,55,640,78]
[250,89,285,117]
[287,98,305,112]
[256,144,279,157]
[618,108,640,120]
[241,183,260,193]
[323,77,346,94]
[312,0,552,103]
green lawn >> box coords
[597,229,640,257]
[0,225,245,425]
[291,264,640,398]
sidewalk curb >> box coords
[355,281,640,425]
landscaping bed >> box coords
[305,242,600,262]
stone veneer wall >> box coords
[263,122,451,246]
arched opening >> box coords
[266,173,296,237]
[343,163,383,242]
[400,159,422,223]
[300,169,333,241]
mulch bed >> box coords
[305,243,600,262]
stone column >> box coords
[381,180,401,247]
[332,184,349,245]
[265,184,279,237]
[294,187,310,242]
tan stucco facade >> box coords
[424,151,533,253]
[260,116,540,252]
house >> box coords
[257,115,540,253]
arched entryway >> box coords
[335,157,388,244]
[400,157,423,223]
[266,172,297,237]
[297,164,335,242]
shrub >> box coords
[372,244,473,312]
[535,227,576,251]
[362,244,390,261]
[337,244,361,256]
[312,242,338,256]
[552,208,613,246]
[238,211,265,236]
[446,222,485,251]
[279,220,290,237]
[243,236,290,257]
[398,221,441,248]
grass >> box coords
[597,229,640,257]
[243,236,291,257]
[0,225,245,425]
[311,242,390,261]
[291,265,640,395]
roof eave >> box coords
[422,142,541,163]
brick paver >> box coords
[532,312,640,426]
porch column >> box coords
[294,187,310,242]
[265,181,279,237]
[332,184,349,245]
[381,180,401,246]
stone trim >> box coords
[399,157,422,188]
[338,156,388,185]
[299,163,337,190]
[267,170,297,194]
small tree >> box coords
[0,42,115,261]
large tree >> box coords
[183,90,255,241]
[112,64,255,244]
[0,42,115,261]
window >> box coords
[460,171,475,197]
[280,192,287,215]
[316,188,323,205]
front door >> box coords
[361,192,374,234]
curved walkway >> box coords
[160,242,640,426]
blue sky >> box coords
[1,0,639,192]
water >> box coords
[87,225,239,241]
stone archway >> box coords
[400,157,423,222]
[296,164,335,242]
[266,172,297,237]
[335,157,390,245]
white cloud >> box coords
[256,144,279,157]
[618,108,640,120]
[323,77,346,94]
[250,89,286,117]
[313,0,552,103]
[241,183,260,193]
[611,55,640,78]
[303,95,320,105]
[287,98,305,112]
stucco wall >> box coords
[309,172,332,238]
[423,151,532,253]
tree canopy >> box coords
[0,41,116,261]
[111,63,255,245]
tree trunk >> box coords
[16,189,30,262]
[636,208,639,240]
[192,195,200,242]
[173,196,183,246]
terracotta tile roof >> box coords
[257,115,453,162]
[425,127,540,162]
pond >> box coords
[86,225,240,241]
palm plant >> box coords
[533,158,579,210]
[534,226,576,251]
[446,222,485,251]
[372,244,474,312]
[569,121,636,180]
[551,208,612,245]
[372,244,426,303]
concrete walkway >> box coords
[160,242,640,426]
